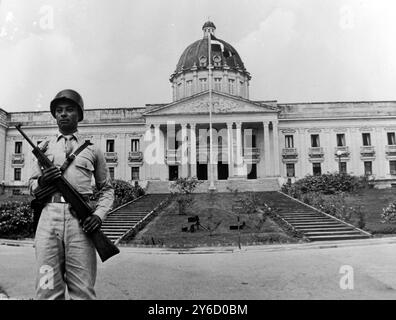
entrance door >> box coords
[217,161,229,180]
[169,166,179,181]
[247,164,257,179]
[197,163,208,180]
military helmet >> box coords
[50,89,84,122]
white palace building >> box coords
[2,21,396,194]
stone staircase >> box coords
[146,178,280,194]
[101,194,169,244]
[263,191,371,241]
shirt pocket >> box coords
[74,157,94,176]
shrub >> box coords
[282,173,368,196]
[91,179,145,209]
[0,201,34,238]
[169,177,202,215]
[381,202,396,224]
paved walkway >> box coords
[2,237,396,299]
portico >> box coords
[143,91,280,182]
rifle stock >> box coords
[15,124,120,262]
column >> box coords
[227,122,234,178]
[272,120,280,176]
[172,83,176,101]
[181,123,188,177]
[190,123,197,178]
[263,121,271,177]
[181,76,186,99]
[235,121,243,176]
[143,124,153,180]
[154,124,163,179]
[375,127,386,178]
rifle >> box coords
[15,124,120,262]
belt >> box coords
[49,193,91,203]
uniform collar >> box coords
[56,131,81,143]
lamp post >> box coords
[336,150,343,174]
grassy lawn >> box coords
[343,188,396,235]
[127,193,300,247]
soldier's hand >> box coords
[83,214,102,233]
[38,167,62,186]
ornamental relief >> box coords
[307,128,322,133]
[127,132,143,138]
[104,134,118,138]
[281,129,296,134]
[359,127,373,131]
[151,94,270,115]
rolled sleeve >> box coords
[29,159,42,196]
[93,147,114,221]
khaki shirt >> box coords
[29,131,114,221]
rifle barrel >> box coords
[15,124,37,149]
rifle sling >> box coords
[60,140,93,173]
[34,140,92,200]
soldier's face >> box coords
[54,101,79,134]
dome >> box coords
[170,22,249,81]
[170,22,251,101]
[202,20,216,30]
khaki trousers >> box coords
[34,203,97,300]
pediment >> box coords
[144,92,277,116]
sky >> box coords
[0,0,395,112]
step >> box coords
[304,230,362,236]
[294,225,351,230]
[102,224,137,228]
[285,219,335,223]
[105,216,145,219]
[294,224,347,229]
[280,214,321,218]
[109,211,149,214]
[102,226,131,230]
[307,234,370,241]
[284,217,332,221]
[296,227,353,232]
[291,221,341,226]
[104,221,140,225]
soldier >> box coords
[29,89,114,299]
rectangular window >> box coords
[131,167,140,180]
[390,161,396,175]
[286,163,295,177]
[240,81,245,97]
[285,135,294,148]
[214,78,222,91]
[228,79,235,95]
[177,83,183,99]
[15,141,22,154]
[106,139,115,152]
[108,167,115,180]
[311,134,320,147]
[364,161,372,176]
[336,134,346,147]
[340,162,347,174]
[131,139,140,152]
[199,78,207,92]
[186,80,192,96]
[362,133,371,146]
[14,168,21,181]
[387,132,396,145]
[313,163,321,176]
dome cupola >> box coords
[170,22,251,101]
